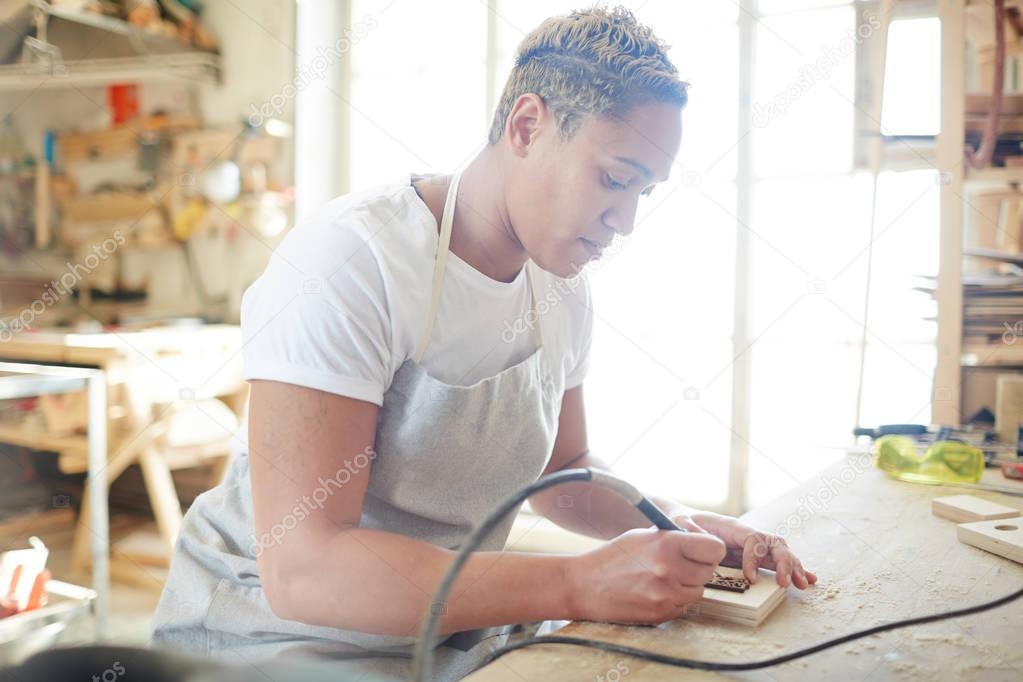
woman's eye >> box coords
[605,173,628,190]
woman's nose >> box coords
[603,197,639,237]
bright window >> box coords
[881,18,941,137]
[338,0,939,512]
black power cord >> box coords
[477,583,1023,672]
[411,468,599,680]
[408,467,1023,680]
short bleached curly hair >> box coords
[487,5,688,145]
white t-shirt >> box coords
[240,175,594,406]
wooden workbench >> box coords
[469,454,1023,681]
[0,324,245,633]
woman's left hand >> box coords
[669,512,817,589]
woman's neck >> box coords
[414,149,527,284]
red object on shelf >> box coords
[1002,462,1023,480]
[108,84,139,125]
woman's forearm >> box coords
[530,453,676,539]
[268,526,577,637]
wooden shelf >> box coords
[961,345,1023,367]
[964,166,1023,186]
[0,423,87,461]
[0,2,221,92]
[0,54,219,91]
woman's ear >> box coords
[505,93,547,158]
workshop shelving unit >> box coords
[933,0,1023,424]
[0,0,220,92]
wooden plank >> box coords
[138,447,183,559]
[697,567,785,627]
[0,508,77,543]
[966,94,1023,116]
[58,128,138,164]
[469,455,1023,681]
[996,374,1023,443]
[935,0,967,425]
[958,517,1023,562]
[0,325,241,368]
[61,191,161,224]
[0,423,88,458]
[933,494,1021,522]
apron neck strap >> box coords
[413,172,543,364]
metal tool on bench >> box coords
[853,424,929,439]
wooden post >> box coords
[935,0,966,426]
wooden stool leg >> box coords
[208,454,230,487]
[71,494,93,573]
[71,449,139,572]
[139,447,183,558]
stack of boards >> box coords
[932,494,1023,564]
[697,567,785,627]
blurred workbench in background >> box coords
[0,324,246,584]
[470,455,1023,681]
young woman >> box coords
[154,6,816,680]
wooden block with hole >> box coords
[958,519,1023,564]
[933,495,1021,523]
[695,567,786,627]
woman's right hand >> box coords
[566,527,727,625]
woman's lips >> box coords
[580,237,604,256]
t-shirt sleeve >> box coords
[564,275,594,390]
[240,218,400,406]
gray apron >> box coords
[152,172,564,681]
